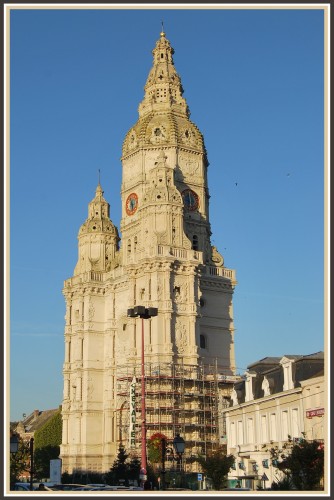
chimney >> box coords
[33,410,39,419]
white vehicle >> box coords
[87,483,111,488]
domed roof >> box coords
[78,183,119,238]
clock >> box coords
[182,189,199,211]
[125,193,138,215]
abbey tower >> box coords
[60,29,237,474]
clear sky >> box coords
[8,5,326,421]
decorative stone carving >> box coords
[149,124,168,144]
[231,388,239,406]
[211,246,224,267]
[175,321,187,354]
[88,303,95,321]
[127,130,138,150]
[157,277,163,299]
[262,376,271,396]
[178,153,201,177]
[86,376,94,400]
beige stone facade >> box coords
[60,30,237,474]
[222,352,324,489]
[301,375,325,441]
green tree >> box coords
[146,463,159,490]
[147,432,168,466]
[128,454,141,483]
[105,445,130,485]
[196,447,235,490]
[269,438,324,490]
[34,445,60,480]
[270,476,295,490]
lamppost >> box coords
[127,306,158,488]
[10,433,19,490]
[161,437,166,490]
[29,438,34,491]
[173,434,185,487]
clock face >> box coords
[182,189,199,211]
[125,193,138,215]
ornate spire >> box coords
[74,182,120,275]
[94,182,104,202]
[122,29,205,157]
[138,29,189,118]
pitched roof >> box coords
[228,351,324,406]
[16,408,60,433]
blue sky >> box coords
[8,6,326,421]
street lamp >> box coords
[127,306,158,488]
[10,434,19,454]
[173,433,185,486]
[173,433,185,458]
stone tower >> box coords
[60,29,237,474]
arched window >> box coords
[127,239,131,254]
[192,235,199,250]
[200,334,206,349]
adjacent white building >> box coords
[222,352,324,489]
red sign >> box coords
[306,408,324,418]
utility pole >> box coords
[29,438,34,491]
[127,306,158,488]
[161,438,166,490]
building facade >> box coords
[60,29,237,474]
[222,352,324,489]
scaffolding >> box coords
[115,360,237,472]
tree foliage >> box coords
[104,445,140,486]
[269,437,324,490]
[34,411,62,449]
[34,445,60,480]
[10,437,30,487]
[33,410,62,479]
[195,447,235,490]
